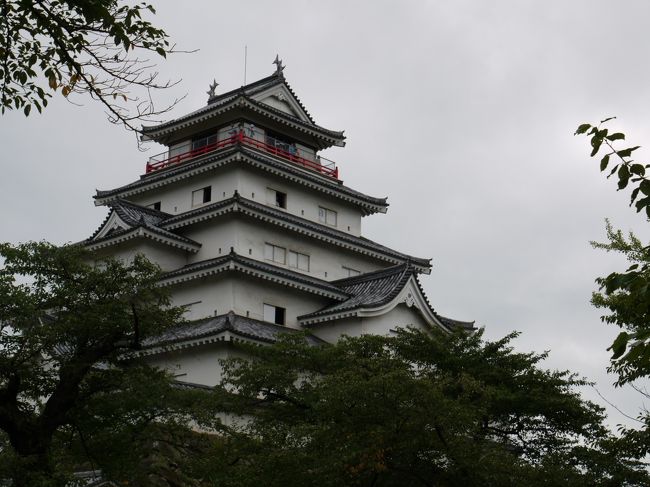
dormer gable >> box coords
[93,212,129,240]
[251,84,313,124]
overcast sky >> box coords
[2,0,650,428]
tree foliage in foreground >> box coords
[575,120,650,388]
[0,0,181,133]
[0,242,205,486]
[199,329,649,487]
[576,119,650,458]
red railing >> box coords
[145,131,339,179]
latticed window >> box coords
[264,243,286,264]
[289,251,309,271]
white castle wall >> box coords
[182,218,387,281]
[129,167,240,215]
[95,240,188,272]
[168,274,330,326]
[145,342,249,387]
[128,166,364,236]
[310,304,430,343]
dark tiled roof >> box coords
[300,264,474,333]
[438,315,476,332]
[144,311,325,348]
[89,224,201,249]
[95,146,238,199]
[141,73,343,142]
[84,196,421,270]
[161,194,430,271]
[205,73,315,124]
[108,198,170,226]
[300,264,415,320]
[86,199,200,249]
[159,250,349,300]
[94,146,388,214]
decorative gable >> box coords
[251,84,313,124]
[92,211,129,240]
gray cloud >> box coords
[2,0,650,427]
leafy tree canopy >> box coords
[576,119,650,458]
[199,328,649,487]
[0,0,180,133]
[0,242,204,486]
[575,120,650,388]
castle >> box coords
[84,60,473,386]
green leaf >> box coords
[575,123,592,135]
[609,332,630,359]
[631,164,645,176]
[618,165,630,190]
[600,116,616,124]
[617,146,641,158]
[640,180,650,196]
[635,197,650,212]
[23,104,30,116]
[607,132,625,141]
[600,154,610,171]
[590,136,604,157]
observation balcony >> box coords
[146,130,339,179]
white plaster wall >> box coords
[182,218,238,264]
[231,275,329,329]
[167,273,330,327]
[237,168,363,236]
[94,240,188,272]
[168,279,234,321]
[127,165,366,236]
[181,217,387,281]
[310,305,430,343]
[360,304,430,335]
[257,96,294,117]
[309,318,363,343]
[128,167,240,215]
[145,342,248,387]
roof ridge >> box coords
[160,251,349,298]
[331,262,413,286]
[109,198,172,218]
[206,73,281,106]
[94,149,389,212]
[158,195,429,269]
[203,73,316,125]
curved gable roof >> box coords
[141,73,344,148]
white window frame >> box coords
[192,186,212,207]
[343,266,361,277]
[288,250,310,271]
[266,187,287,209]
[318,206,337,226]
[264,243,286,264]
[263,303,286,325]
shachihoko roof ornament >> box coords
[206,79,218,100]
[273,54,285,78]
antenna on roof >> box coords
[244,45,248,85]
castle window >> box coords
[264,243,286,264]
[318,206,337,226]
[147,201,161,211]
[288,250,309,271]
[266,188,287,209]
[191,133,218,151]
[192,186,212,207]
[263,304,285,325]
[343,266,361,277]
[265,130,295,153]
